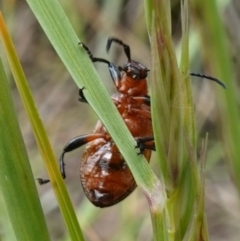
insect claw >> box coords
[78,87,88,103]
[135,140,145,155]
[36,178,50,185]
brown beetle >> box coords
[38,38,154,207]
[59,38,154,207]
[38,38,225,208]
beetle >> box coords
[38,38,155,208]
[38,38,225,208]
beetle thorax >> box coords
[117,72,148,96]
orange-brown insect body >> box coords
[80,68,152,207]
[54,38,154,208]
[37,39,226,207]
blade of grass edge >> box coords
[150,23,169,241]
[177,1,197,238]
[145,0,183,240]
[187,135,209,241]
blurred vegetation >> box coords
[0,0,240,240]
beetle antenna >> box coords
[106,38,131,62]
[190,72,226,89]
[79,42,110,66]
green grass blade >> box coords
[145,0,204,240]
[177,1,199,238]
[147,0,183,192]
[187,136,209,241]
[180,0,196,148]
[190,0,240,193]
[151,209,169,241]
[0,12,84,241]
[0,57,50,240]
[145,0,185,240]
[206,0,240,193]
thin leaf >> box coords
[0,57,50,240]
[0,12,84,241]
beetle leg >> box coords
[60,133,106,180]
[37,133,105,185]
[131,108,151,119]
[135,136,155,154]
[79,42,111,65]
[37,178,50,185]
[79,42,121,88]
[108,63,122,88]
[132,95,151,106]
[78,87,88,103]
[106,38,131,61]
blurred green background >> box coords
[1,0,240,240]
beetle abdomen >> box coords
[80,142,136,207]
